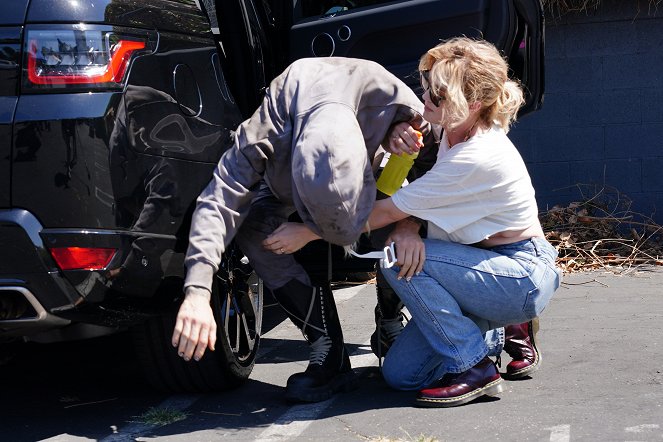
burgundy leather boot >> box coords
[503,317,540,379]
[416,356,504,407]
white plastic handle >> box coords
[348,242,397,269]
[381,242,397,269]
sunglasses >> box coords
[420,70,445,107]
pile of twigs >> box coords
[540,185,663,273]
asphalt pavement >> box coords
[2,268,662,441]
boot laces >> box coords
[309,335,332,365]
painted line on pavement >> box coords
[546,424,571,442]
[100,283,371,442]
[254,347,378,442]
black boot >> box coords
[370,282,406,358]
[272,279,356,402]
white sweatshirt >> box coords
[391,125,539,244]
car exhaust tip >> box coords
[0,288,38,321]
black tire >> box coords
[132,247,263,393]
[0,339,22,366]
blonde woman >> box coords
[267,37,561,407]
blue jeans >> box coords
[380,237,561,390]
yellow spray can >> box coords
[376,131,423,196]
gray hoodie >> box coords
[184,57,428,293]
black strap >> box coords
[327,242,332,284]
[196,0,220,34]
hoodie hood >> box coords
[230,57,428,247]
[281,58,428,246]
[291,102,376,246]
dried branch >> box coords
[541,184,663,274]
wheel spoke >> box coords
[233,296,241,352]
[240,306,252,346]
[224,291,231,341]
[215,266,263,363]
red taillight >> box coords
[24,28,147,89]
[28,40,145,85]
[49,247,116,271]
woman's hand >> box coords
[263,222,321,255]
[388,218,426,281]
[172,288,217,362]
[383,122,424,156]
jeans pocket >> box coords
[532,237,559,264]
[511,252,538,276]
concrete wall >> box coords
[509,0,663,221]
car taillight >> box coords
[49,247,116,271]
[24,28,147,90]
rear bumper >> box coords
[0,209,78,336]
[0,286,70,337]
[0,208,181,339]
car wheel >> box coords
[133,246,263,393]
[0,339,21,366]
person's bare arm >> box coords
[367,198,410,231]
[171,287,217,361]
[263,222,322,254]
[387,217,426,280]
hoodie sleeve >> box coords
[183,77,292,294]
[183,142,263,294]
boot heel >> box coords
[531,317,540,337]
[484,379,504,397]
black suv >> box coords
[0,0,544,392]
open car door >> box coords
[288,0,544,116]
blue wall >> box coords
[509,2,663,222]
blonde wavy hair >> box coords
[419,37,525,132]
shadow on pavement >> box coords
[0,332,161,442]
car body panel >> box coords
[2,0,29,25]
[0,26,22,208]
[0,99,15,208]
[288,0,544,114]
[512,0,545,115]
[206,0,272,117]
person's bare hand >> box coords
[172,288,217,362]
[263,222,321,255]
[383,122,424,156]
[388,218,425,281]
